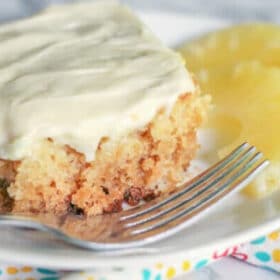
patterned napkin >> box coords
[1,230,280,280]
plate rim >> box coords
[0,217,279,270]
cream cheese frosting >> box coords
[0,0,195,160]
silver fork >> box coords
[0,142,269,250]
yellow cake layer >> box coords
[0,90,208,216]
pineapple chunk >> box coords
[179,23,280,198]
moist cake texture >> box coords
[0,1,209,216]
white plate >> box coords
[0,9,279,271]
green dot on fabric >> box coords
[37,268,57,275]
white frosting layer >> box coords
[0,1,195,160]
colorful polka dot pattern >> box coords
[61,247,239,280]
[2,230,280,280]
[232,232,280,274]
[0,266,60,280]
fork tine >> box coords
[122,151,267,238]
[120,142,250,220]
[123,145,257,227]
[128,157,268,239]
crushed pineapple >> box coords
[179,23,280,198]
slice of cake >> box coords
[0,1,209,216]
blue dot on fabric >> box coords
[251,236,266,245]
[37,268,57,275]
[142,269,151,280]
[154,274,162,280]
[195,259,208,270]
[40,277,59,280]
[255,251,271,262]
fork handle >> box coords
[0,215,65,239]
